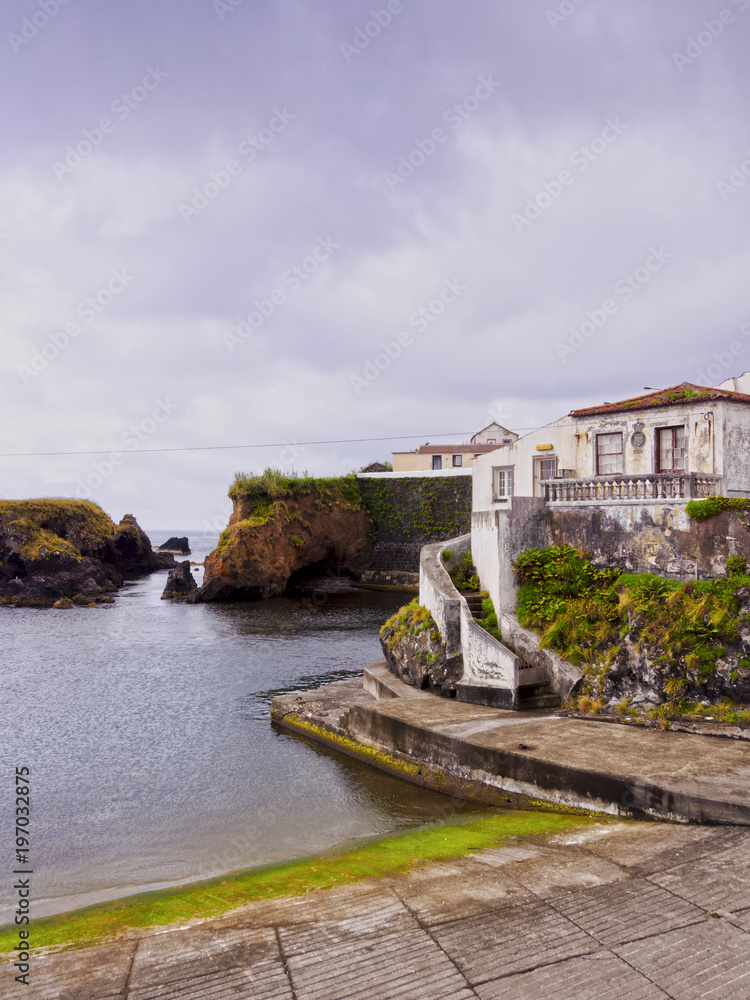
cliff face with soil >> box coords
[190,477,373,602]
[0,500,162,607]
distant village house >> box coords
[392,422,519,473]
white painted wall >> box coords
[473,415,576,511]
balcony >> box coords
[544,473,721,504]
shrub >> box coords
[513,543,748,709]
[726,554,747,577]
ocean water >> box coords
[0,531,478,922]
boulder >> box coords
[379,602,464,696]
[157,536,191,555]
[113,515,159,574]
[161,560,198,599]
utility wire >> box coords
[0,431,479,459]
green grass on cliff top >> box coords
[228,468,362,506]
[0,811,598,955]
[0,499,116,561]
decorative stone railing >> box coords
[545,473,721,504]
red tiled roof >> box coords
[569,383,750,418]
[416,443,507,454]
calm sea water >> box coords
[0,530,479,922]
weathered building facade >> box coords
[472,383,750,611]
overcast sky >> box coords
[2,0,749,528]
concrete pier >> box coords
[271,661,750,825]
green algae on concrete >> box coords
[0,811,597,956]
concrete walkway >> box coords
[272,663,750,824]
[4,820,750,999]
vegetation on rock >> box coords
[685,494,750,521]
[446,551,480,591]
[478,596,503,642]
[380,600,463,694]
[0,500,156,607]
[194,472,373,602]
[514,544,750,723]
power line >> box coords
[0,431,480,459]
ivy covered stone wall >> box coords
[357,476,472,572]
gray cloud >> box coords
[1,0,749,526]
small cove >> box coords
[0,530,484,922]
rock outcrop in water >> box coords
[161,560,198,599]
[0,500,161,607]
[189,474,373,602]
[157,536,191,555]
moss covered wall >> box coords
[358,477,472,572]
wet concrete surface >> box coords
[273,664,750,824]
[3,820,750,999]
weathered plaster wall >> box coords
[419,540,463,658]
[720,402,750,495]
[572,404,718,479]
[471,400,750,514]
[418,534,520,704]
[545,504,750,581]
[471,500,546,612]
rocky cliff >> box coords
[189,474,373,602]
[0,500,163,607]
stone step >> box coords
[519,694,562,711]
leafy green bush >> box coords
[449,552,480,591]
[477,596,502,642]
[727,554,748,577]
[685,495,750,521]
[513,544,750,705]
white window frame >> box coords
[596,432,624,476]
[492,466,514,502]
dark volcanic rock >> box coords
[113,515,159,574]
[379,605,464,697]
[161,560,198,599]
[155,551,178,569]
[0,501,160,608]
[157,536,191,555]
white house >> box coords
[473,382,750,511]
[392,421,518,473]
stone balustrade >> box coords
[545,473,721,504]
